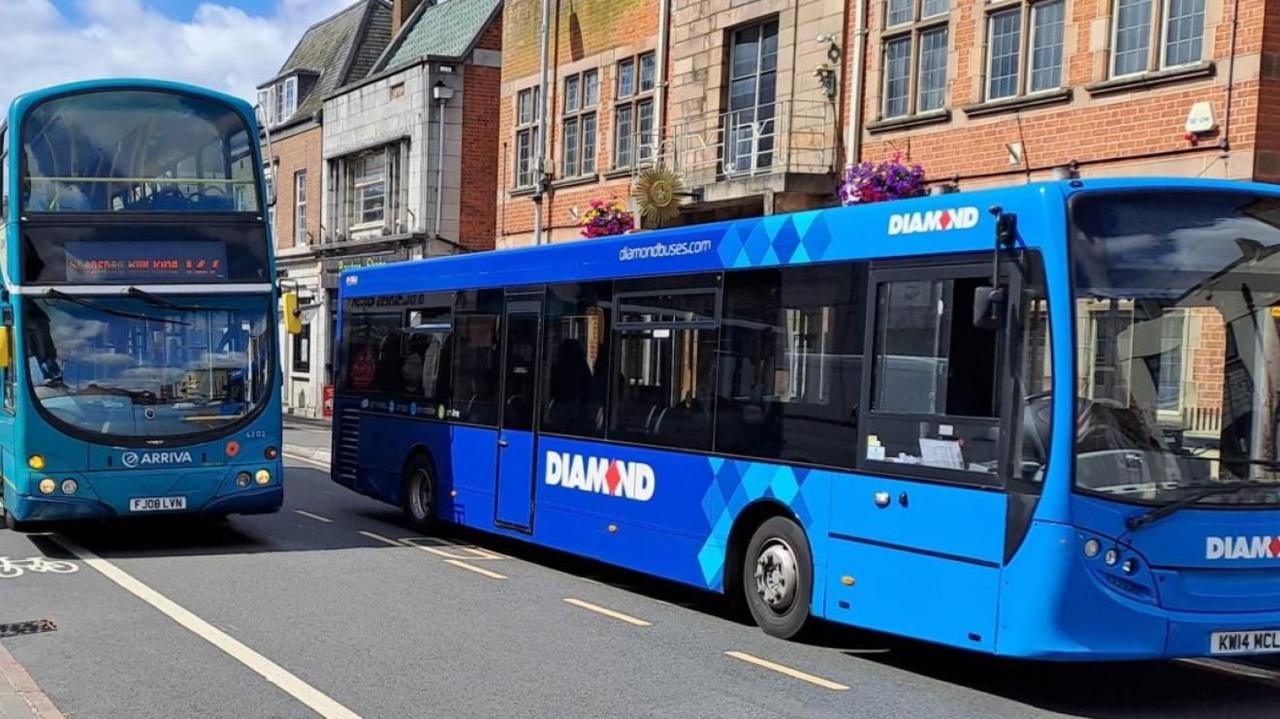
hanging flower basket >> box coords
[579,199,635,239]
[838,154,927,206]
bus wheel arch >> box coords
[726,501,814,639]
[400,446,438,533]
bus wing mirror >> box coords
[282,291,303,335]
[973,286,1006,330]
[0,327,11,369]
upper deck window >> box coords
[21,90,260,214]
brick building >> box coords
[849,0,1265,184]
[257,0,393,418]
[496,0,663,247]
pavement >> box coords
[0,423,1275,718]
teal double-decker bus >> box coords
[0,79,296,529]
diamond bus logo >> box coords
[1206,535,1280,560]
[887,207,981,235]
[544,452,655,501]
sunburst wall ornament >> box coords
[633,165,688,227]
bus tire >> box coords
[743,516,812,640]
[2,506,25,532]
[402,454,437,533]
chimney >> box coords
[392,0,426,37]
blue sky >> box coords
[1,0,353,110]
[49,0,281,23]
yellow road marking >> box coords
[563,598,651,627]
[724,651,849,691]
[358,531,403,547]
[443,559,507,579]
[294,510,333,523]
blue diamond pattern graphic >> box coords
[769,468,800,505]
[770,218,801,264]
[743,223,771,266]
[800,213,833,261]
[701,482,727,526]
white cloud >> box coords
[0,0,355,111]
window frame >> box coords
[983,0,1068,101]
[1110,0,1205,78]
[351,151,387,229]
[514,86,540,189]
[294,169,308,245]
[613,51,658,170]
[880,0,952,120]
[561,69,599,179]
[858,257,1023,488]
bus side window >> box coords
[1017,256,1053,484]
[863,272,1004,483]
[542,281,612,439]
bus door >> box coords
[826,259,1026,651]
[494,291,544,531]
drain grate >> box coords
[0,619,57,638]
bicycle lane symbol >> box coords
[0,556,79,579]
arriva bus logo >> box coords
[1206,535,1280,560]
[121,450,195,469]
[544,452,655,501]
[887,207,981,235]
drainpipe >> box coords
[844,0,868,167]
[533,0,552,245]
[654,0,671,162]
[432,81,454,243]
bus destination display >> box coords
[65,241,229,282]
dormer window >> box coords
[257,75,299,127]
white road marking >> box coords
[400,538,505,561]
[49,536,361,719]
[725,651,850,691]
[563,598,651,627]
[294,511,333,524]
[357,531,403,548]
[283,451,330,469]
[443,559,507,580]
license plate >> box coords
[1210,630,1280,655]
[129,496,187,512]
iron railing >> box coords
[630,99,837,187]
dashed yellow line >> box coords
[725,651,850,691]
[443,559,507,580]
[563,598,651,627]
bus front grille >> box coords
[336,410,361,484]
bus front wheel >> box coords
[402,455,437,533]
[743,516,813,639]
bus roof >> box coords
[341,176,1280,299]
[8,78,258,130]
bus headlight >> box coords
[61,479,78,495]
[28,455,45,471]
[265,446,278,460]
[254,469,271,486]
[1083,539,1101,558]
[235,472,252,488]
[1104,549,1119,567]
[38,478,56,495]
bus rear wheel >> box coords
[743,516,813,639]
[402,455,437,533]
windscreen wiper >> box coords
[44,289,189,326]
[1126,483,1268,531]
[125,287,233,313]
